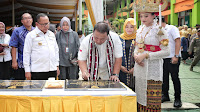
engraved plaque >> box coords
[65,80,127,91]
[0,80,46,91]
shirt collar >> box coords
[22,25,34,31]
[164,24,169,30]
[35,26,49,35]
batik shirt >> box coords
[9,25,34,68]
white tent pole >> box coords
[75,5,77,32]
[134,10,136,25]
[105,0,106,19]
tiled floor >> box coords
[161,59,200,111]
[168,59,200,103]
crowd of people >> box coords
[178,24,200,71]
[0,10,199,112]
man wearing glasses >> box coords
[23,13,59,80]
[9,13,34,80]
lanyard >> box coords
[62,32,69,47]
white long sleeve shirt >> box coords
[0,34,11,62]
[23,27,59,72]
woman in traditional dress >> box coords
[0,22,12,79]
[119,18,137,90]
[56,17,80,80]
[133,0,170,111]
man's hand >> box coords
[109,75,120,82]
[188,52,192,55]
[12,61,18,70]
[25,72,31,80]
[57,66,60,76]
[171,57,178,64]
[1,44,8,47]
[82,71,90,80]
[121,66,129,73]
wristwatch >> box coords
[174,55,179,58]
[112,74,119,77]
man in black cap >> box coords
[195,24,200,30]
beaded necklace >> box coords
[137,26,153,53]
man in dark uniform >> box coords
[188,28,200,71]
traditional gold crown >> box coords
[133,0,168,12]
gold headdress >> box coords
[133,0,168,12]
[183,25,188,29]
[192,29,197,35]
[181,30,189,38]
[187,28,192,34]
[178,26,183,31]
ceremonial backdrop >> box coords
[85,0,103,27]
[0,95,137,112]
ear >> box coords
[35,22,38,27]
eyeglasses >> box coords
[38,22,50,27]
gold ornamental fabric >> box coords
[0,95,137,112]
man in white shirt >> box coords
[78,22,122,81]
[77,30,85,44]
[23,13,59,80]
[159,18,182,107]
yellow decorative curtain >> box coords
[85,0,103,27]
[0,95,137,112]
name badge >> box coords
[66,47,69,53]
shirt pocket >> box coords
[69,36,75,45]
[48,37,56,46]
[48,37,56,55]
[32,38,47,49]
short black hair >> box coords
[36,13,48,22]
[94,22,110,35]
[157,16,165,23]
[198,28,200,32]
[49,25,56,33]
[77,30,82,35]
[56,23,60,28]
